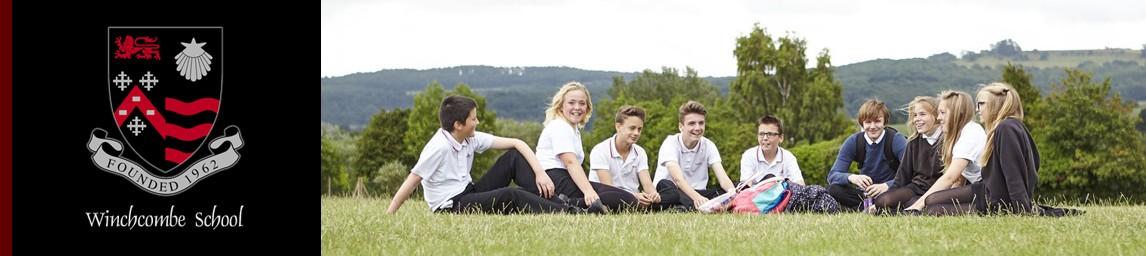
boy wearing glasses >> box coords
[739,115,805,187]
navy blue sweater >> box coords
[827,132,907,187]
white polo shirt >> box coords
[536,119,584,170]
[410,128,495,211]
[952,122,987,183]
[653,133,722,190]
[588,135,649,193]
[739,146,803,184]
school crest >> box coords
[88,27,243,196]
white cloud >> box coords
[322,0,1146,77]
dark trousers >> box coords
[443,149,567,214]
[544,168,638,212]
[472,149,637,212]
[448,185,567,214]
[654,179,726,210]
[828,183,866,210]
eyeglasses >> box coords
[757,132,782,138]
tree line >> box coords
[322,24,1146,202]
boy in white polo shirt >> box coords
[589,106,659,208]
[653,101,736,210]
[740,115,805,186]
[387,96,575,214]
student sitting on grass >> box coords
[973,83,1043,215]
[588,106,660,209]
[826,99,908,211]
[535,82,637,213]
[387,96,578,214]
[871,96,945,213]
[905,90,987,215]
[739,115,805,186]
[652,101,736,211]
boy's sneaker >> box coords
[586,199,611,215]
[556,194,587,214]
[668,205,692,213]
[556,194,610,215]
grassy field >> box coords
[322,197,1146,255]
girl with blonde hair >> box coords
[535,82,636,213]
[974,82,1040,214]
[870,96,945,213]
[905,90,988,215]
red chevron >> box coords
[114,86,168,138]
[113,86,214,141]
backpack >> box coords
[853,127,903,172]
[730,177,791,215]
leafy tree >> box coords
[728,24,849,147]
[990,39,1023,57]
[321,135,350,195]
[1001,63,1041,127]
[402,81,446,173]
[496,118,543,149]
[372,161,413,198]
[1138,108,1146,133]
[789,50,852,146]
[1032,69,1146,198]
[355,108,410,185]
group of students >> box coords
[387,81,1042,216]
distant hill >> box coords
[955,48,1142,69]
[838,48,1146,121]
[321,50,1146,128]
[320,66,732,128]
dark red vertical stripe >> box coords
[1,0,14,252]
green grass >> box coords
[323,197,1146,255]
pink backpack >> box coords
[730,177,791,215]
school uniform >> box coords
[980,118,1039,214]
[536,119,637,211]
[412,128,568,214]
[873,129,943,211]
[652,133,725,209]
[739,146,804,185]
[826,129,908,209]
[952,122,988,183]
[588,134,649,194]
[921,122,991,215]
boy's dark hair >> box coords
[439,96,477,132]
[757,115,784,135]
[615,105,646,123]
[678,101,707,123]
